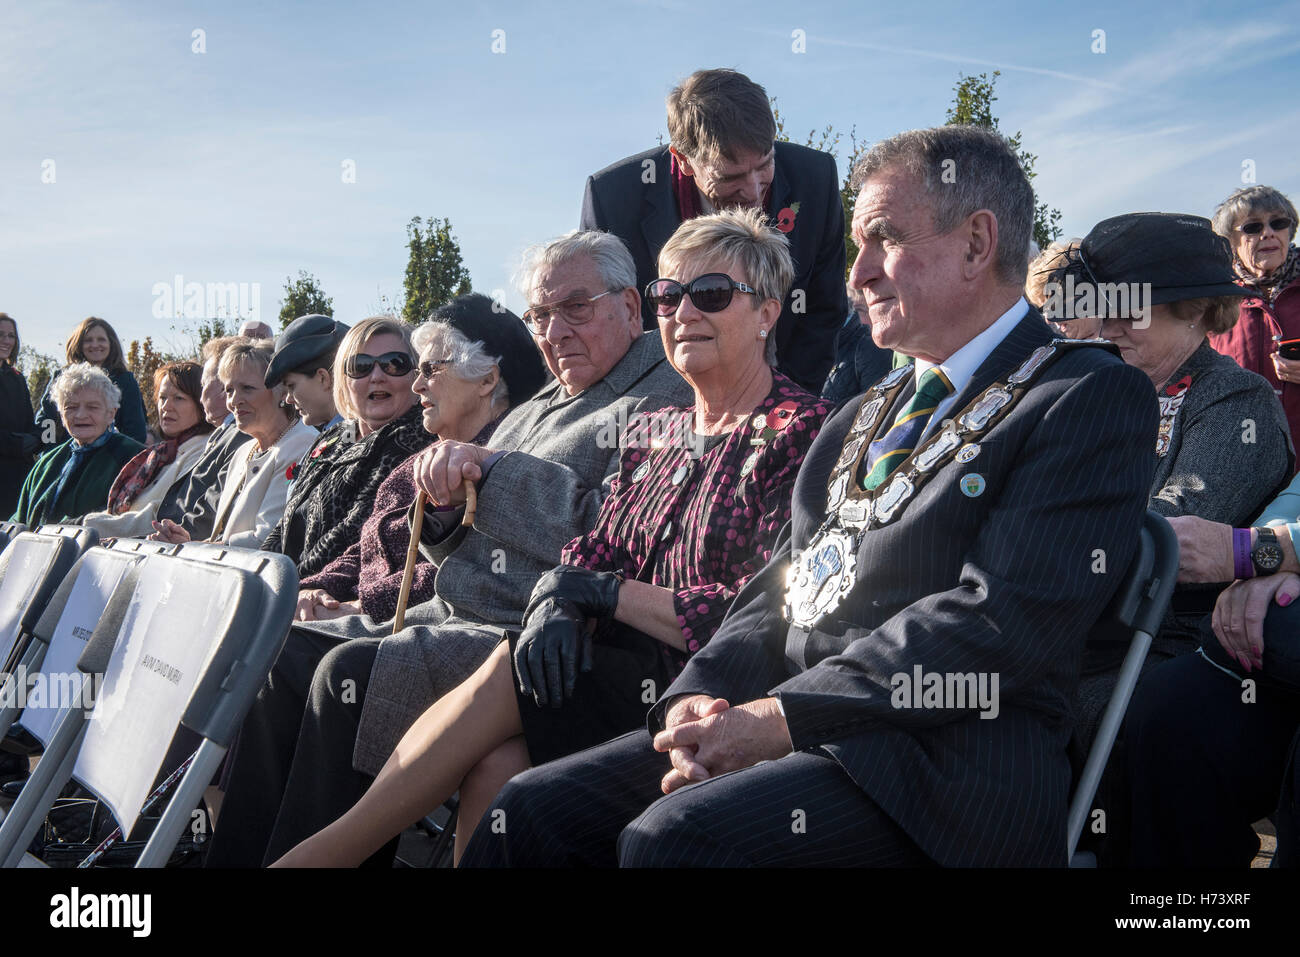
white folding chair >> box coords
[0,548,297,868]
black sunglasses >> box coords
[344,351,414,379]
[1238,217,1294,235]
[417,358,454,379]
[644,273,757,317]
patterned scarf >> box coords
[105,423,208,514]
[45,425,118,513]
[1234,244,1300,304]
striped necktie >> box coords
[861,367,954,491]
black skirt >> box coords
[508,621,677,767]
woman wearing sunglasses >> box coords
[151,337,317,547]
[294,294,546,623]
[1209,186,1300,449]
[271,207,829,867]
[254,316,431,577]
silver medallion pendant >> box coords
[954,443,981,464]
[958,386,1012,432]
[826,471,850,513]
[913,427,962,473]
[785,528,859,629]
[1007,345,1056,385]
[872,472,914,524]
[836,434,868,471]
[851,394,888,434]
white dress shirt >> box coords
[916,297,1030,440]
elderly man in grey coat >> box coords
[206,231,691,867]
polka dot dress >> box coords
[561,372,829,677]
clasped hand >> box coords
[652,694,793,795]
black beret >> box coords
[429,294,548,405]
[265,314,350,387]
[1073,213,1249,313]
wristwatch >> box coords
[1251,527,1284,576]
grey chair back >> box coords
[1067,510,1178,866]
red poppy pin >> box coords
[1165,375,1193,397]
[285,462,298,481]
[776,202,801,234]
[767,401,799,431]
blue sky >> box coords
[3,0,1298,360]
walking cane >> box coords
[393,483,477,634]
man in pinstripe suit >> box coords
[461,126,1159,867]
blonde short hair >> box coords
[657,207,792,364]
[332,317,416,422]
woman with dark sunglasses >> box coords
[255,316,432,578]
[293,294,546,623]
[1209,186,1300,449]
[271,207,829,867]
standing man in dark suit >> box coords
[462,125,1159,868]
[581,68,846,394]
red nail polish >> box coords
[1280,593,1293,606]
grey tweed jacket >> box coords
[328,333,692,772]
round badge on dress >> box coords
[671,464,690,485]
[632,461,651,482]
[955,443,980,464]
[960,473,986,497]
[752,414,767,430]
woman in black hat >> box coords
[292,293,548,623]
[1043,212,1293,863]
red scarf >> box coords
[106,424,208,514]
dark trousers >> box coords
[459,729,932,867]
[204,628,378,867]
[1126,648,1300,867]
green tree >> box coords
[278,270,334,329]
[402,216,473,325]
[946,70,1063,250]
[17,344,59,415]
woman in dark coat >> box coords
[259,316,430,578]
[294,294,547,622]
[35,317,147,447]
[12,362,144,526]
[271,208,830,867]
[1208,186,1300,451]
[0,314,40,519]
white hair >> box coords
[53,362,121,413]
[412,321,509,410]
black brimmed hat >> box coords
[1069,213,1249,315]
[430,293,547,406]
[265,314,350,387]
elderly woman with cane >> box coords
[272,207,830,867]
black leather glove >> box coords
[514,597,592,708]
[524,565,622,622]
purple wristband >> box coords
[1233,527,1255,580]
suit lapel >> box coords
[640,149,679,265]
[765,149,793,221]
[945,310,1053,414]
